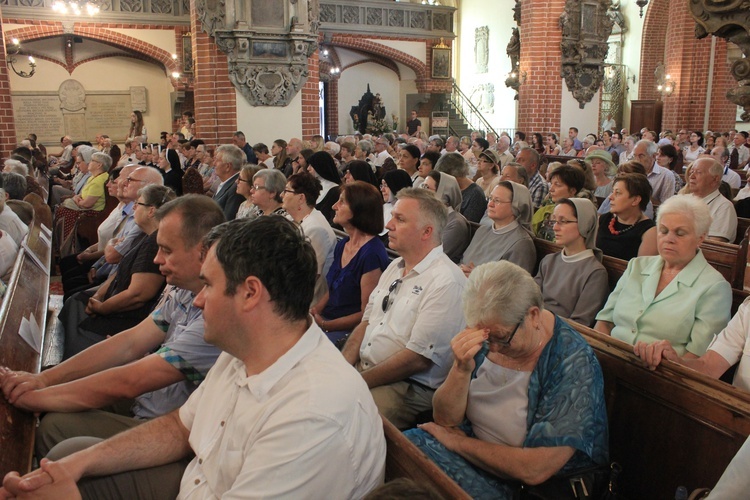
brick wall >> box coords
[517,0,565,135]
[189,0,237,148]
[639,0,669,102]
[0,13,17,156]
[660,1,736,132]
[301,51,320,140]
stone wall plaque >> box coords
[58,79,86,113]
[64,113,87,140]
[86,94,133,139]
[13,96,65,143]
[130,86,147,112]
[475,26,489,74]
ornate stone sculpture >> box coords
[475,26,489,74]
[690,0,750,121]
[559,0,614,108]
[195,0,319,106]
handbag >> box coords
[517,462,621,500]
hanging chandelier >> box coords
[7,38,36,79]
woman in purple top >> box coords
[311,181,390,345]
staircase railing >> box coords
[449,82,498,139]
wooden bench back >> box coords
[0,215,52,477]
[736,217,750,246]
[571,322,750,499]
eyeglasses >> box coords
[237,177,251,184]
[283,189,299,195]
[292,158,300,164]
[488,319,524,347]
[126,177,146,184]
[487,196,512,205]
[252,185,268,191]
[544,218,578,228]
[381,278,402,313]
[135,201,153,208]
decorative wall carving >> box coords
[471,83,495,114]
[475,26,489,74]
[607,0,626,35]
[690,0,750,121]
[513,0,521,25]
[559,0,613,108]
[195,0,319,106]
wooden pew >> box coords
[700,238,747,290]
[382,417,470,499]
[735,217,750,246]
[569,322,750,499]
[0,215,52,477]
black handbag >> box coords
[516,462,621,500]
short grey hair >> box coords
[636,139,658,157]
[253,168,287,202]
[91,152,112,172]
[463,261,543,328]
[216,144,245,171]
[357,140,373,155]
[657,194,712,237]
[1,172,26,200]
[435,152,469,178]
[4,159,27,176]
[697,157,723,178]
[395,187,448,243]
[137,184,176,208]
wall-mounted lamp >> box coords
[329,67,340,75]
[655,64,675,97]
[635,0,648,18]
[7,38,36,78]
[504,65,527,99]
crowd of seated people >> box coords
[0,120,749,498]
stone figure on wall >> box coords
[59,79,86,113]
[475,26,489,74]
[513,0,522,25]
[506,27,520,72]
[471,83,495,114]
[349,85,386,134]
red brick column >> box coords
[189,0,237,148]
[638,0,669,102]
[0,13,18,156]
[517,0,565,135]
[661,1,735,132]
[327,77,339,136]
[302,52,320,140]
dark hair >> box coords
[287,172,322,207]
[740,131,749,139]
[549,165,585,193]
[403,144,422,161]
[252,143,269,155]
[532,133,544,149]
[473,137,489,150]
[427,169,442,188]
[691,131,704,146]
[569,127,579,133]
[515,131,526,141]
[613,173,652,211]
[658,144,681,171]
[204,216,317,321]
[155,194,226,248]
[618,160,647,175]
[421,151,441,170]
[383,169,413,196]
[339,181,384,235]
[308,151,342,185]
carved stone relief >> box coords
[475,26,489,74]
[58,79,86,112]
[195,0,319,106]
[690,0,750,121]
[471,83,495,114]
[559,0,614,108]
[607,0,627,35]
[513,0,521,25]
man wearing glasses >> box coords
[342,188,467,430]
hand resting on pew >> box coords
[0,458,81,500]
[0,366,46,405]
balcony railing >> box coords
[0,0,191,24]
[319,0,455,38]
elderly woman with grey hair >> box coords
[424,170,471,263]
[405,260,608,499]
[251,168,292,219]
[461,181,536,275]
[435,152,487,223]
[595,195,732,358]
[534,198,608,327]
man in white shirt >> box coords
[343,188,467,429]
[372,137,392,168]
[496,136,514,168]
[731,131,750,170]
[686,157,737,242]
[0,217,386,499]
[634,140,675,205]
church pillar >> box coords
[301,51,321,140]
[661,1,735,132]
[517,0,565,135]
[0,12,19,156]
[190,0,237,148]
